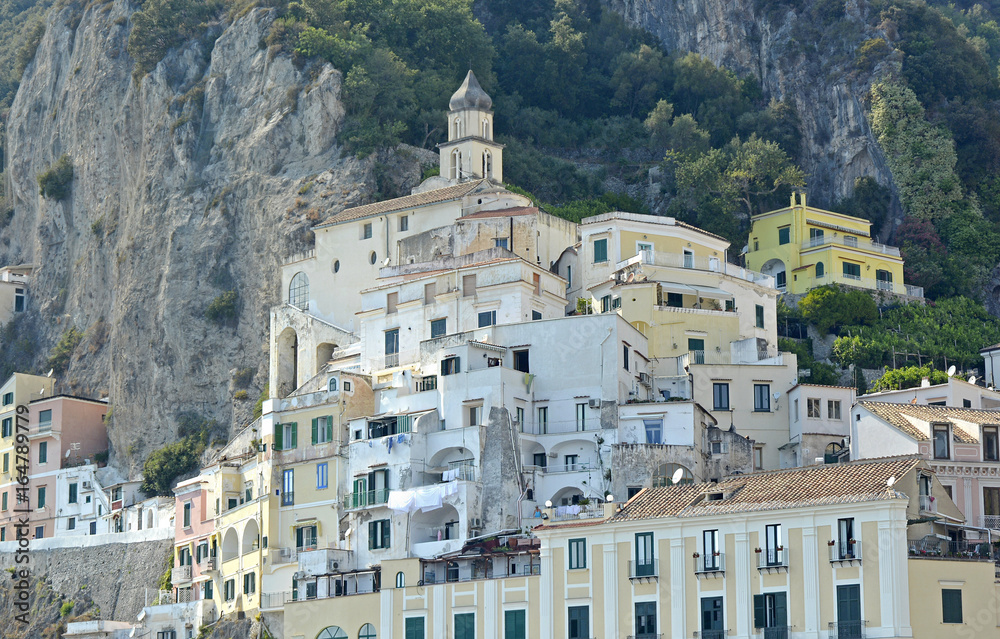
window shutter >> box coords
[753,594,765,629]
[368,521,376,550]
[275,424,283,450]
[775,592,787,627]
[311,418,318,445]
[290,422,297,448]
[383,520,391,548]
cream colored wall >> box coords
[908,557,999,638]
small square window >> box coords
[778,227,790,245]
[568,538,587,569]
[942,589,963,623]
[593,238,608,263]
[807,398,821,418]
[399,215,409,232]
[430,318,447,339]
[478,310,496,327]
[363,222,373,239]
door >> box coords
[701,597,724,639]
[836,584,862,639]
[985,487,1000,529]
[838,518,855,559]
[385,329,399,367]
[765,524,781,565]
[634,602,656,638]
[568,606,589,639]
[754,592,788,639]
[688,338,705,364]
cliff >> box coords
[1,1,422,473]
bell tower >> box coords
[439,70,504,183]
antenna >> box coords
[947,365,956,377]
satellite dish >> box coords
[886,476,896,488]
[947,365,956,377]
[46,368,54,377]
[772,392,781,400]
[65,449,72,458]
[969,376,977,385]
[671,468,684,485]
[382,258,391,266]
[627,272,635,283]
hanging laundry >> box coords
[387,436,393,453]
[387,490,416,513]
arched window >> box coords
[815,262,825,278]
[483,151,492,178]
[289,272,309,310]
[482,118,490,139]
[451,149,460,180]
[359,624,377,639]
[395,571,405,588]
[453,116,463,139]
[328,377,338,392]
[652,463,693,487]
[318,627,348,639]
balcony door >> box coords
[568,606,589,639]
[701,597,724,639]
[836,584,862,639]
[985,487,1000,529]
[634,602,656,639]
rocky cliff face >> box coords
[608,0,901,220]
[2,1,402,474]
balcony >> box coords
[694,553,725,577]
[756,548,788,573]
[829,540,862,565]
[628,559,658,581]
[281,491,295,507]
[260,591,292,611]
[908,538,994,561]
[828,620,867,639]
[758,627,790,639]
[694,631,727,639]
[801,234,900,257]
[421,555,540,584]
[344,489,390,510]
[627,635,663,639]
[549,502,606,521]
[980,515,1000,530]
[614,251,775,288]
[918,495,935,513]
[171,565,192,585]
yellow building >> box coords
[746,192,921,298]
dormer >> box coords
[439,70,504,183]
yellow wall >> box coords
[908,557,999,638]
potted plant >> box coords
[777,545,784,551]
[754,548,762,553]
[692,552,700,559]
[713,551,721,556]
[848,538,856,545]
[827,540,836,546]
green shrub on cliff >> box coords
[37,154,73,200]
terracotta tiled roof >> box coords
[316,180,491,227]
[857,401,994,443]
[610,457,922,521]
[458,206,538,220]
[980,343,1000,353]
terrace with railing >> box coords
[614,251,775,288]
[907,538,995,562]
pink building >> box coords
[172,475,217,603]
[0,395,108,539]
[852,401,1000,534]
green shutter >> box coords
[774,592,787,626]
[455,613,474,639]
[275,423,283,450]
[383,520,391,548]
[405,617,424,639]
[290,422,297,448]
[753,594,764,629]
[326,415,334,442]
[368,521,376,550]
[505,610,525,639]
[942,589,963,623]
[311,418,318,445]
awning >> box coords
[469,340,506,352]
[659,283,697,295]
[691,285,732,300]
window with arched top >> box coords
[396,571,405,588]
[289,272,309,310]
[652,463,693,487]
[328,377,338,392]
[451,149,461,180]
[359,624,377,639]
[482,118,490,139]
[483,151,493,178]
[815,261,825,278]
[317,627,347,639]
[453,116,463,139]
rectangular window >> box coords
[983,426,999,461]
[533,273,541,295]
[38,441,47,464]
[713,383,730,410]
[441,356,461,375]
[2,491,7,511]
[703,529,720,569]
[755,304,765,329]
[683,249,694,268]
[424,282,436,305]
[385,328,399,359]
[363,222,373,239]
[468,405,482,426]
[296,525,317,551]
[593,238,608,263]
[644,419,662,444]
[537,407,548,433]
[38,486,46,509]
[369,519,391,549]
[754,384,771,412]
[317,462,328,489]
[405,617,425,639]
[243,572,256,595]
[568,606,590,639]
[532,452,547,468]
[807,398,821,418]
[463,274,476,297]
[635,602,657,638]
[513,349,529,373]
[68,482,78,504]
[566,265,572,288]
[281,469,294,506]
[504,610,526,639]
[942,589,963,623]
[224,579,235,601]
[275,421,298,451]
[568,538,586,569]
[635,532,654,576]
[495,237,508,249]
[837,518,856,559]
[2,452,7,473]
[765,524,782,565]
[0,528,4,541]
[576,403,586,431]
[778,227,790,245]
[666,291,683,308]
[829,400,842,420]
[34,525,44,539]
[399,215,408,232]
[386,292,398,315]
[430,318,447,338]
[842,261,861,279]
[516,406,525,427]
[564,454,578,470]
[623,344,630,371]
[204,581,213,600]
[754,446,764,470]
[478,310,496,327]
[455,612,475,639]
[1,418,10,438]
[1,392,11,406]
[600,295,611,313]
[776,271,786,288]
[933,424,950,459]
[702,597,724,634]
[753,592,788,631]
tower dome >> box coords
[449,70,492,111]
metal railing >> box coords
[421,562,540,584]
[829,541,861,562]
[345,489,390,509]
[828,620,867,639]
[627,635,663,639]
[759,626,790,639]
[918,495,935,512]
[281,491,295,506]
[757,548,788,570]
[550,503,605,521]
[416,376,438,392]
[801,234,900,257]
[615,251,775,288]
[908,538,994,561]
[695,553,725,574]
[628,559,658,579]
[981,515,1000,530]
[695,630,727,639]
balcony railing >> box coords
[908,538,994,561]
[345,489,390,509]
[421,562,540,584]
[918,495,935,512]
[757,548,788,571]
[628,559,658,579]
[694,630,727,639]
[829,541,861,563]
[695,553,725,575]
[615,251,775,288]
[550,503,605,521]
[828,620,867,639]
[981,515,1000,530]
[627,634,663,639]
[416,376,438,392]
[801,234,900,257]
[759,626,791,639]
[171,565,192,584]
[281,491,295,507]
[261,591,293,610]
